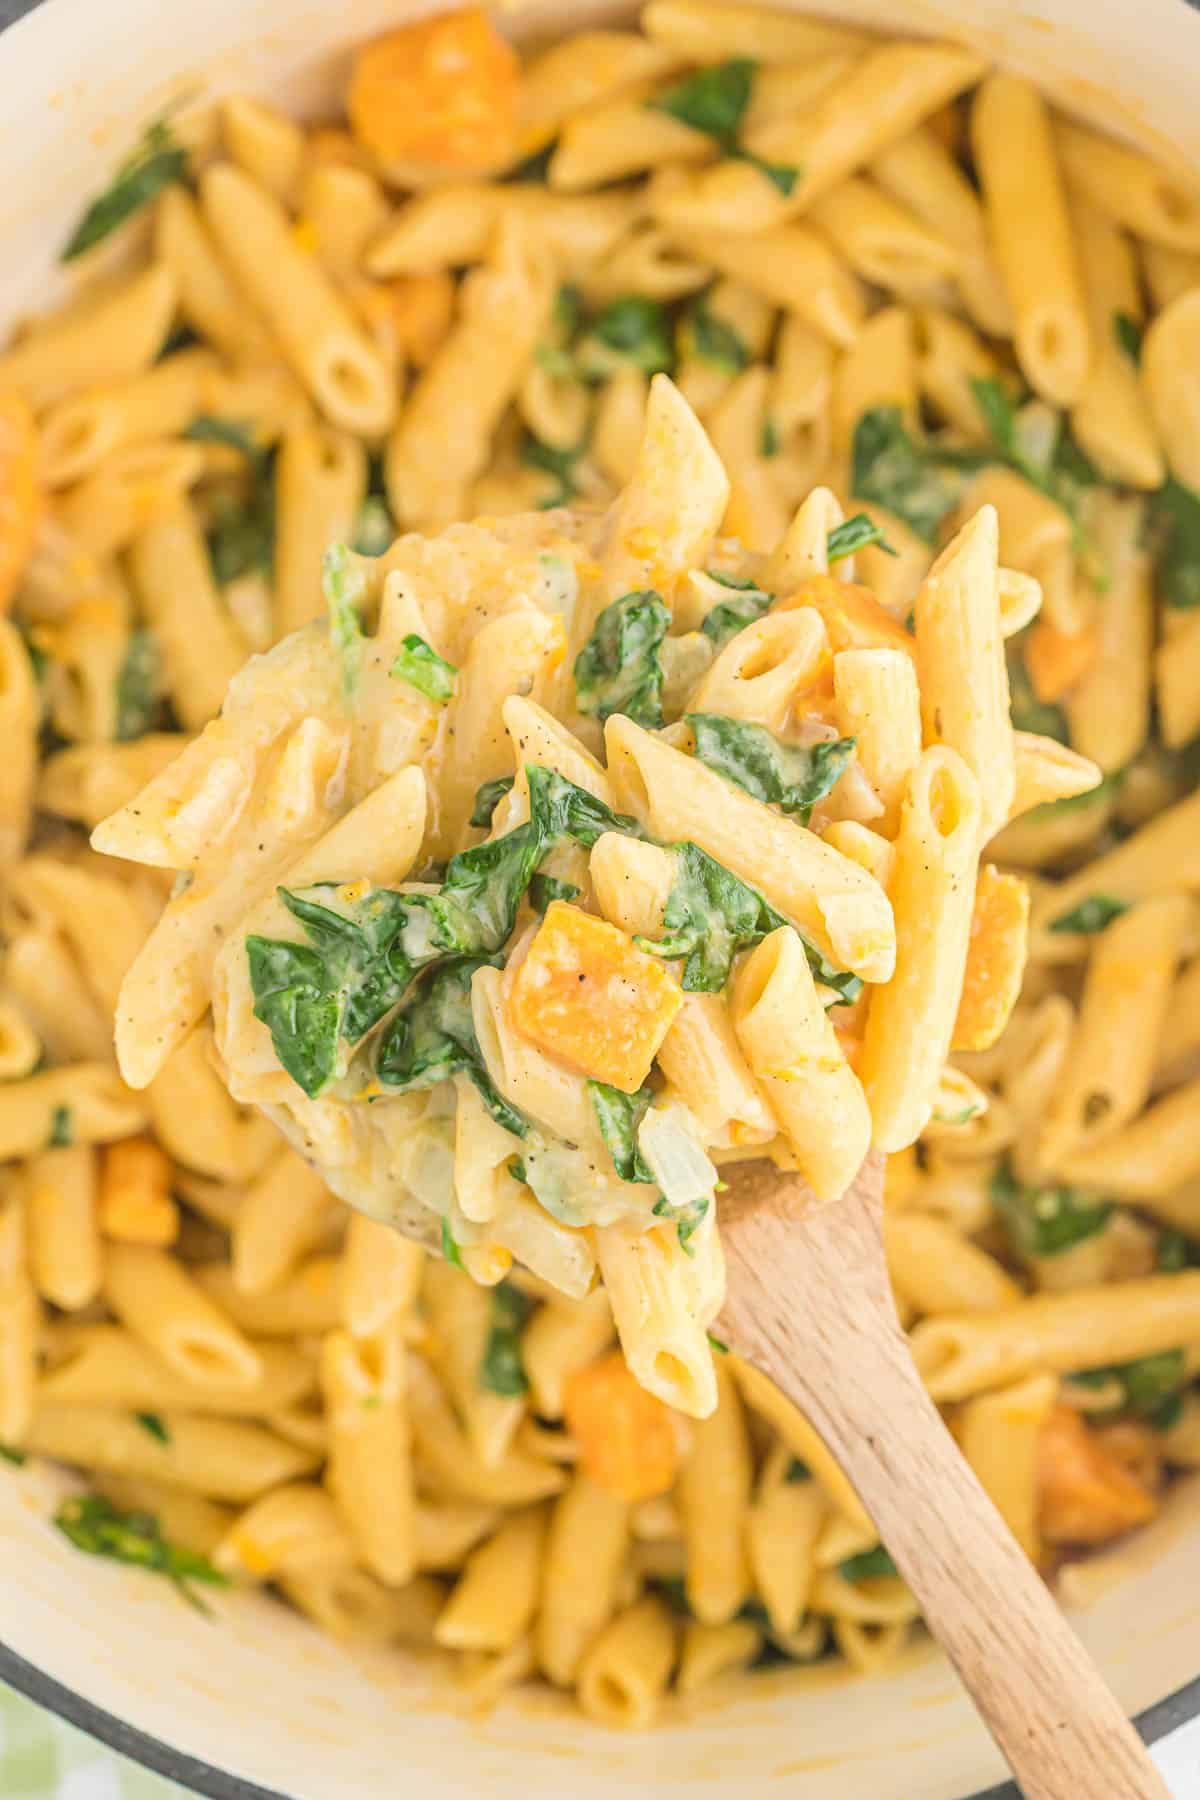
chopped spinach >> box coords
[323,544,366,701]
[826,512,897,564]
[48,1105,73,1149]
[1113,311,1143,365]
[574,589,671,728]
[183,416,261,459]
[850,406,970,545]
[970,378,1100,552]
[247,884,416,1097]
[688,713,855,824]
[760,416,781,459]
[1071,1350,1186,1422]
[528,873,581,912]
[469,775,515,829]
[375,958,529,1136]
[1158,1230,1199,1273]
[785,1458,811,1483]
[990,1161,1112,1258]
[839,1545,898,1582]
[135,1411,170,1445]
[578,297,675,380]
[390,633,457,703]
[650,58,755,145]
[506,140,557,183]
[1047,893,1129,935]
[588,1080,656,1184]
[115,628,167,741]
[679,293,749,373]
[1151,478,1200,610]
[699,572,775,649]
[202,424,276,586]
[0,1444,27,1467]
[520,432,587,508]
[526,763,645,850]
[707,1331,729,1355]
[479,1281,534,1397]
[652,1189,710,1254]
[440,1217,465,1269]
[55,1494,227,1611]
[62,121,187,261]
[637,840,862,1002]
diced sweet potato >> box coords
[1025,620,1098,703]
[780,574,915,659]
[508,900,681,1094]
[0,391,42,613]
[1038,1404,1157,1546]
[99,1136,179,1247]
[564,1350,677,1501]
[952,865,1029,1053]
[347,8,520,171]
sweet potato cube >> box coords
[509,901,681,1094]
[780,574,915,660]
[1038,1405,1156,1547]
[347,8,519,171]
[564,1351,678,1501]
[952,865,1030,1053]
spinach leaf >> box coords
[526,764,646,850]
[970,378,1099,551]
[184,416,261,459]
[653,1190,709,1254]
[0,1444,26,1466]
[1151,478,1200,610]
[202,425,277,587]
[990,1161,1112,1258]
[247,885,415,1098]
[1071,1350,1186,1422]
[506,141,556,183]
[1047,893,1129,935]
[423,824,542,955]
[55,1494,228,1610]
[760,416,781,459]
[1114,311,1143,365]
[851,406,968,544]
[574,589,671,728]
[839,1546,898,1582]
[352,497,394,557]
[528,873,581,912]
[699,572,774,649]
[648,58,756,146]
[135,1411,170,1445]
[785,1457,811,1482]
[62,121,187,261]
[375,958,529,1137]
[579,297,675,379]
[687,713,856,824]
[520,431,587,508]
[738,152,800,195]
[1158,1230,1200,1273]
[680,293,749,373]
[588,1080,656,1183]
[115,628,167,741]
[469,775,515,829]
[48,1105,73,1149]
[636,840,862,1002]
[826,512,897,564]
[391,633,457,703]
[479,1281,534,1396]
[323,544,366,702]
[707,1331,729,1355]
[1007,652,1070,743]
[440,1217,465,1269]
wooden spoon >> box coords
[717,1152,1170,1800]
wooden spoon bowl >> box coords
[717,1153,1169,1800]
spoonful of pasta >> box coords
[95,377,1164,1798]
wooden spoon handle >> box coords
[720,1185,1169,1800]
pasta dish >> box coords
[1,0,1199,1733]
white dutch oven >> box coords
[1,1,1199,1794]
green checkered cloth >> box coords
[0,1682,184,1800]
